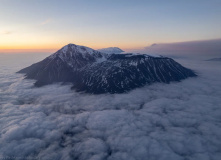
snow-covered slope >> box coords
[18,44,197,94]
[97,47,124,54]
[50,44,106,68]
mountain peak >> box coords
[48,44,105,67]
[59,43,95,54]
[97,47,124,54]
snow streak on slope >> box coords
[0,54,221,160]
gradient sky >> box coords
[0,0,221,52]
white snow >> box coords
[95,56,107,63]
[61,45,68,53]
[97,47,124,54]
[48,44,107,68]
[51,44,98,59]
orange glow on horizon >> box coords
[0,43,147,53]
[0,49,57,53]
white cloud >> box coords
[0,54,221,160]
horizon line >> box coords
[1,38,221,53]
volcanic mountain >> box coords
[18,44,197,94]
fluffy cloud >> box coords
[0,54,221,160]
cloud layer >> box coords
[144,39,221,59]
[0,54,221,160]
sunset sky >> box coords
[0,0,221,53]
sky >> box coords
[0,0,221,53]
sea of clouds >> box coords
[0,53,221,160]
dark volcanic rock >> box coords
[18,44,197,94]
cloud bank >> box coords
[144,39,221,59]
[0,54,221,160]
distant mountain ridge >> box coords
[97,47,124,54]
[18,44,197,94]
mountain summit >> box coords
[97,47,124,54]
[18,44,197,94]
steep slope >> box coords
[18,44,197,94]
[73,54,196,93]
[18,44,106,86]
